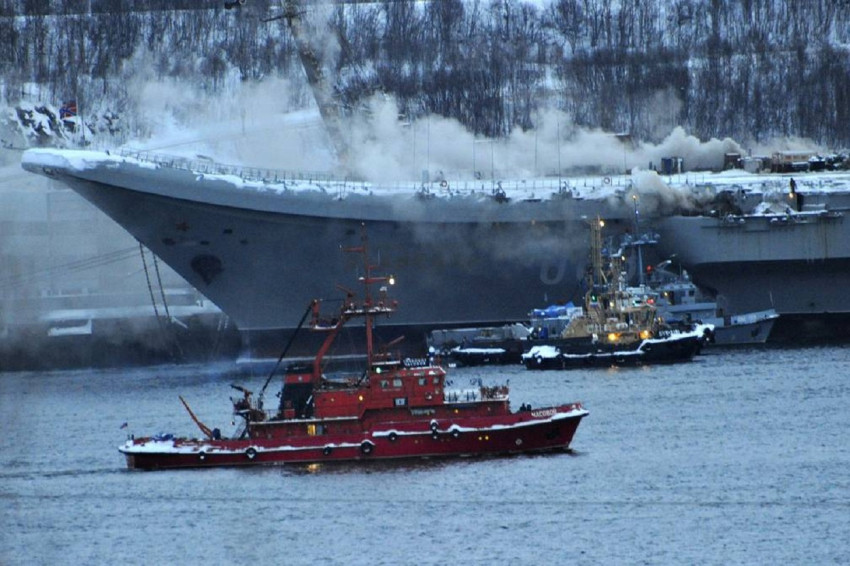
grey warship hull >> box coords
[21,149,850,351]
[654,211,850,341]
[22,149,639,356]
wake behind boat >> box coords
[119,229,588,470]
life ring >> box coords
[603,176,611,185]
[388,432,398,442]
[430,420,439,432]
[245,447,257,460]
[360,440,374,455]
[451,429,460,439]
[425,393,433,401]
[198,451,207,461]
[440,180,448,188]
[323,446,333,456]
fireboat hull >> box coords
[119,404,587,470]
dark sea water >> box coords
[2,346,849,565]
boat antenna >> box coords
[257,299,316,407]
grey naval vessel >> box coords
[653,181,850,341]
[21,148,850,355]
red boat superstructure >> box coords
[120,230,588,470]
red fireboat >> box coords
[119,229,588,470]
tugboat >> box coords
[522,218,708,370]
[119,229,588,470]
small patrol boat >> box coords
[119,228,588,470]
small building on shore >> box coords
[771,151,816,173]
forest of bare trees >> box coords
[1,0,849,147]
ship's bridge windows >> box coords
[433,376,441,385]
[380,380,389,388]
[392,378,403,388]
[394,398,407,407]
[418,377,427,386]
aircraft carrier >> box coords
[654,186,850,341]
[21,148,850,354]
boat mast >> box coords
[309,226,396,380]
[632,194,645,286]
[590,216,606,289]
[585,216,607,326]
[342,227,396,367]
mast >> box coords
[585,216,606,325]
[590,216,606,288]
[343,226,396,366]
[309,225,396,380]
[632,194,645,286]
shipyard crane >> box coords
[225,0,352,169]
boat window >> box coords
[433,377,440,385]
[394,398,407,407]
[418,377,427,386]
[380,380,389,388]
[306,424,317,436]
[392,378,402,388]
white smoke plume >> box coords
[340,96,746,183]
[103,53,836,198]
